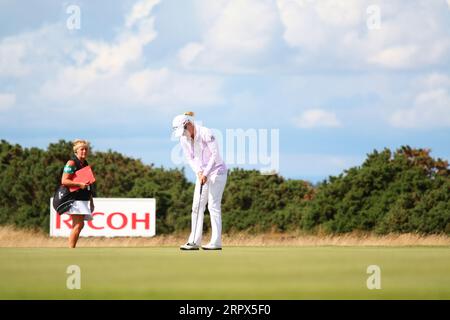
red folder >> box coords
[69,166,96,192]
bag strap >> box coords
[71,155,88,171]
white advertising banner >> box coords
[50,198,156,237]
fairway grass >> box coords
[0,247,449,299]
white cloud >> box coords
[206,0,276,53]
[0,93,15,111]
[0,24,70,78]
[0,39,28,77]
[294,109,342,128]
[390,89,450,129]
[63,0,159,76]
[418,73,450,88]
[0,0,225,126]
[126,0,160,28]
[39,63,222,115]
[276,0,450,70]
[367,45,418,69]
[36,0,222,113]
[178,42,205,68]
[389,73,450,129]
[277,0,364,51]
[38,14,159,106]
[125,68,223,108]
[179,0,280,72]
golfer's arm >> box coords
[181,142,201,174]
[203,140,219,177]
[187,158,201,174]
[61,173,83,187]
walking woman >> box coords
[172,112,228,250]
[61,139,95,248]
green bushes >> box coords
[302,147,450,234]
[221,169,311,233]
[0,140,448,234]
[0,139,194,233]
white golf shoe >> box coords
[180,242,200,250]
[201,243,222,250]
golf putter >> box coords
[191,182,203,246]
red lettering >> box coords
[56,211,152,231]
[107,212,127,230]
[56,214,72,229]
[56,213,72,229]
[87,212,104,230]
[131,213,150,230]
[63,214,73,228]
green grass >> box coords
[0,247,449,299]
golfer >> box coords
[172,112,228,250]
[61,139,95,248]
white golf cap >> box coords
[172,112,194,138]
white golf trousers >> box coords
[188,173,227,246]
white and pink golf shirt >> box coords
[180,124,227,181]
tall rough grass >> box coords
[0,226,449,247]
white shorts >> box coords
[68,200,93,221]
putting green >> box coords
[0,247,449,299]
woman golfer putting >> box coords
[172,112,228,250]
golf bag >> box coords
[52,185,75,215]
[53,155,95,214]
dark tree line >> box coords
[0,140,448,234]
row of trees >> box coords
[301,147,449,234]
[0,140,448,234]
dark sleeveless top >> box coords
[71,155,94,201]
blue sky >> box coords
[1,0,450,183]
